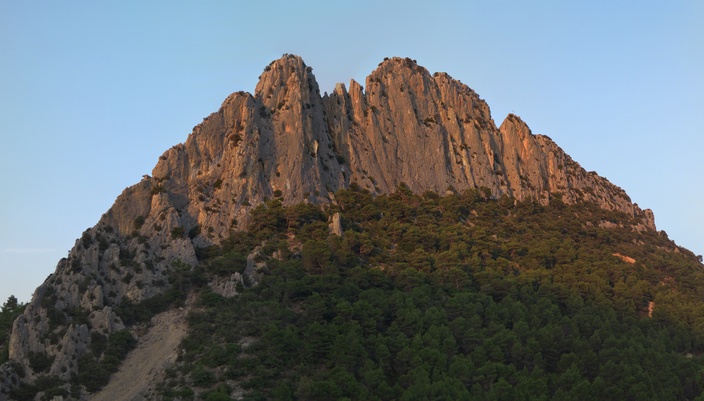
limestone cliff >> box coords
[0,54,656,400]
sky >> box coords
[1,1,702,304]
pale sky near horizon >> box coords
[1,1,702,304]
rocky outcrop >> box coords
[208,273,244,298]
[322,58,652,228]
[330,212,343,237]
[0,54,656,399]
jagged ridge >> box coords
[0,54,656,399]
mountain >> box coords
[1,54,699,400]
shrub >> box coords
[133,216,146,230]
[171,227,185,239]
[28,351,54,373]
[191,365,215,387]
[77,354,109,392]
[188,225,201,239]
[81,231,94,249]
[205,391,233,401]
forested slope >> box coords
[152,185,704,401]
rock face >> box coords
[0,54,656,399]
[322,57,651,224]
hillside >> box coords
[0,55,700,400]
[148,187,704,401]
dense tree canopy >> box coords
[156,186,704,400]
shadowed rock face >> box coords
[0,54,655,398]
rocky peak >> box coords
[255,54,321,112]
[499,113,532,141]
[368,56,430,82]
[0,54,658,400]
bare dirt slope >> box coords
[91,308,187,401]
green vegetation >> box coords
[1,297,73,401]
[8,375,68,401]
[134,215,146,230]
[0,295,25,364]
[157,185,704,400]
[75,329,137,392]
[9,328,138,400]
[172,226,186,239]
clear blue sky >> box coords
[1,1,702,303]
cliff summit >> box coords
[0,54,657,399]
